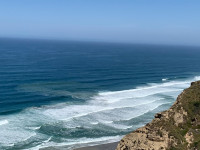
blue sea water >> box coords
[0,38,200,149]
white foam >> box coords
[0,120,8,126]
[108,124,132,130]
[90,122,98,125]
[91,81,189,104]
[43,97,164,122]
[194,76,200,81]
[1,75,200,149]
[100,120,113,124]
[0,127,36,146]
[23,132,37,141]
[162,78,168,81]
[28,135,122,150]
[26,126,41,130]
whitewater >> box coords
[1,39,200,149]
[0,76,200,150]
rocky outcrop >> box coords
[116,81,200,150]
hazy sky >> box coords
[0,0,200,45]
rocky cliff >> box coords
[116,81,200,150]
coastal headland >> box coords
[73,81,200,150]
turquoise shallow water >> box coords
[0,39,200,149]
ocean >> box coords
[0,38,200,150]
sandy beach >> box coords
[40,142,118,150]
[74,142,118,150]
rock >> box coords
[155,113,162,119]
[116,81,200,150]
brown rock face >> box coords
[116,81,200,150]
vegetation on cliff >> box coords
[116,81,200,150]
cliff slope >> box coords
[116,81,200,150]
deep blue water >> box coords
[0,38,200,149]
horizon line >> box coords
[0,36,200,48]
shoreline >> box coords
[40,141,119,150]
[74,142,119,150]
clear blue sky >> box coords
[0,0,200,45]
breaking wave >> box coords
[0,76,200,149]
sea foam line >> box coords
[27,135,122,150]
[1,76,200,149]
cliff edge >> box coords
[116,81,200,150]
